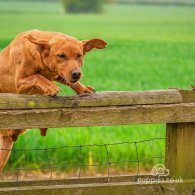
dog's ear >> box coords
[24,35,50,55]
[82,38,107,55]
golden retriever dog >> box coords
[0,29,107,171]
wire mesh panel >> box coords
[0,137,165,183]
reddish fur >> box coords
[0,29,107,171]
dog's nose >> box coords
[71,70,81,80]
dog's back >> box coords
[0,30,45,93]
[0,43,17,93]
[0,32,25,93]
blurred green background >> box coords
[0,0,194,176]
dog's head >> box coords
[25,34,107,84]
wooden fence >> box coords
[0,88,194,194]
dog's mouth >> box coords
[59,74,80,85]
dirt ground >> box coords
[0,167,151,182]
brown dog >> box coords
[0,29,107,170]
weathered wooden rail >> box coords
[0,89,195,195]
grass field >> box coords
[0,0,194,175]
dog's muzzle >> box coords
[71,70,81,83]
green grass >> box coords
[0,1,194,173]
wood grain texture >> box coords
[166,123,195,179]
[0,89,190,109]
[0,180,194,195]
[0,103,194,129]
[0,175,160,188]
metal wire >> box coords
[104,144,111,182]
[78,145,82,178]
[45,148,52,185]
[134,142,140,177]
[1,137,165,182]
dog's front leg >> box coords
[69,82,95,94]
[56,77,95,94]
[17,74,61,96]
[0,135,13,171]
[17,75,61,138]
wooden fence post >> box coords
[166,123,195,179]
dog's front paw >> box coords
[72,82,95,94]
[84,85,96,93]
[44,83,61,97]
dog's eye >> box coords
[57,54,66,59]
[76,54,82,59]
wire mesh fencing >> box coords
[1,137,165,182]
